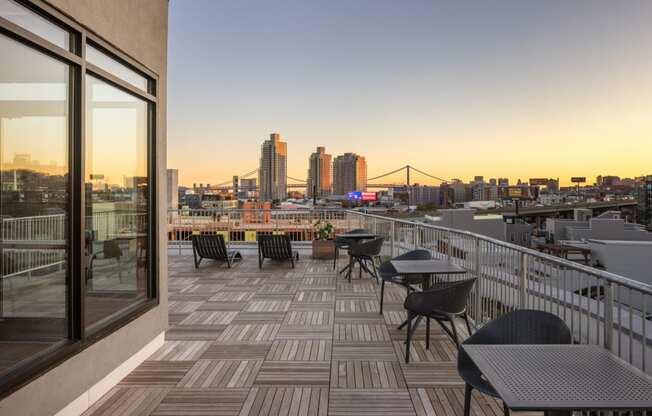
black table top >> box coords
[390,259,466,275]
[462,344,652,411]
[335,233,378,240]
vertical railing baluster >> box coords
[604,281,614,351]
[519,252,528,309]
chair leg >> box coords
[379,280,385,314]
[370,259,379,283]
[463,313,473,338]
[405,312,413,363]
[426,317,430,350]
[503,402,510,416]
[464,383,473,416]
[450,319,460,348]
[333,247,338,271]
[358,259,362,279]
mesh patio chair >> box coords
[457,309,572,416]
[89,239,124,282]
[333,228,367,271]
[345,236,384,282]
[377,249,432,314]
[257,234,299,268]
[404,277,476,363]
[191,234,242,268]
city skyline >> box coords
[167,0,652,187]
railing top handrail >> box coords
[346,210,652,296]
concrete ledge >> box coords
[53,332,165,416]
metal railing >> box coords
[167,207,353,243]
[345,210,652,375]
[5,208,651,375]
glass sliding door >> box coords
[0,34,70,375]
[84,75,149,331]
[0,0,157,395]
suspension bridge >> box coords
[205,165,450,191]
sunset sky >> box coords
[167,0,652,187]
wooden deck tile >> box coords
[148,341,211,361]
[165,325,225,341]
[328,389,416,416]
[283,310,333,326]
[218,324,280,343]
[333,324,390,342]
[239,387,328,416]
[153,389,249,416]
[266,340,332,361]
[400,363,464,387]
[409,388,509,416]
[255,362,331,386]
[330,360,407,389]
[177,360,262,388]
[83,387,169,416]
[119,361,193,386]
[331,342,397,361]
[180,311,239,325]
[201,343,271,360]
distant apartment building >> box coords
[638,175,652,227]
[167,169,179,210]
[307,146,332,198]
[450,180,469,203]
[333,153,367,195]
[239,177,258,199]
[259,132,287,201]
[411,184,442,206]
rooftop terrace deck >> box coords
[82,256,526,416]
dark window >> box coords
[0,34,70,376]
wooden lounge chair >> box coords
[191,234,242,268]
[257,234,299,268]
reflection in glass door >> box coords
[84,75,149,331]
[0,34,69,374]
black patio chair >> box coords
[457,309,572,416]
[333,228,367,271]
[404,278,476,363]
[378,249,432,314]
[191,234,242,268]
[89,239,124,282]
[345,236,384,282]
[257,234,299,268]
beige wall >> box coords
[0,1,169,415]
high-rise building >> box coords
[333,153,367,195]
[637,175,652,227]
[258,132,287,201]
[167,169,179,210]
[307,146,332,198]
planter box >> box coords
[312,239,335,259]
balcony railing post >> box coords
[390,220,395,257]
[604,281,614,351]
[519,252,528,309]
[446,230,452,259]
[474,237,482,325]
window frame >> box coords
[0,0,159,399]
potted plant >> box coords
[312,219,335,259]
